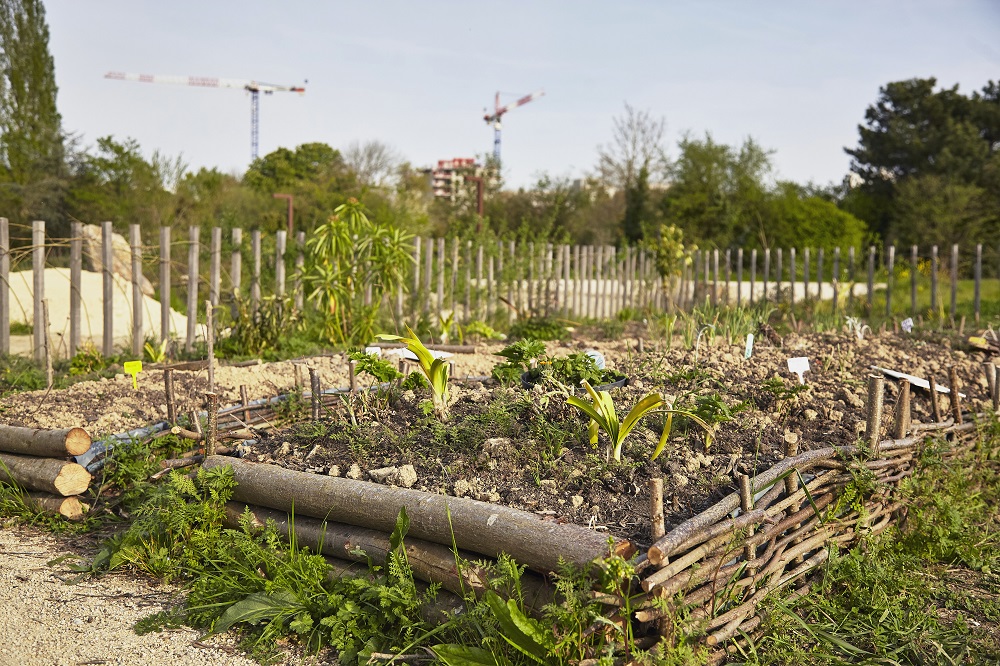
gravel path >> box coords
[0,526,258,666]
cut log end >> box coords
[53,464,92,497]
[27,493,87,520]
[65,427,92,456]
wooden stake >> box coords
[985,363,996,412]
[240,384,251,424]
[893,379,911,440]
[948,366,962,424]
[650,477,665,540]
[205,392,218,456]
[929,375,942,423]
[348,359,357,393]
[189,410,203,435]
[866,374,885,455]
[310,367,321,420]
[205,300,215,394]
[42,299,52,388]
[993,366,1000,413]
[737,473,756,561]
[164,368,176,424]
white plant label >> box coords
[744,333,755,359]
[787,357,810,384]
[901,317,914,333]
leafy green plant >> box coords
[69,343,105,375]
[347,350,403,384]
[567,381,712,462]
[492,339,547,383]
[377,326,450,420]
[464,320,504,342]
[143,338,168,363]
[218,292,300,357]
[302,199,413,345]
[508,316,569,342]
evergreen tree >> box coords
[0,0,63,183]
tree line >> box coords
[2,0,998,257]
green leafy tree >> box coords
[845,77,999,241]
[0,0,66,238]
[759,181,868,251]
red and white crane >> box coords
[104,71,306,162]
[483,89,544,165]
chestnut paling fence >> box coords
[3,217,1000,362]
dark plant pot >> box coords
[593,374,629,391]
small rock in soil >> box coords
[347,463,363,480]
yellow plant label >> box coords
[123,360,143,389]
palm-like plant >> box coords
[567,381,713,462]
[376,326,450,420]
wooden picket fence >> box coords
[1,217,999,361]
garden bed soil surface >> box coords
[3,326,993,549]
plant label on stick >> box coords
[901,317,914,333]
[787,357,809,384]
[744,333,754,359]
[123,360,143,389]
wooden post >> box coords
[0,217,8,355]
[893,379,911,440]
[950,244,959,323]
[738,473,756,561]
[101,220,114,358]
[488,254,496,320]
[789,248,796,306]
[816,247,824,303]
[866,374,885,455]
[803,247,810,300]
[703,248,710,307]
[848,246,856,310]
[209,226,221,307]
[711,248,719,307]
[573,245,582,316]
[994,366,1000,413]
[650,477,665,540]
[929,375,942,423]
[724,248,731,305]
[295,231,305,310]
[948,366,962,424]
[763,248,770,303]
[240,384,251,424]
[985,363,997,412]
[866,245,876,314]
[435,237,445,315]
[205,392,218,456]
[423,237,433,311]
[231,228,243,296]
[507,240,516,313]
[186,226,200,354]
[910,245,918,316]
[593,245,602,318]
[885,245,895,319]
[205,300,215,393]
[275,230,287,298]
[69,221,82,356]
[130,224,143,357]
[829,247,840,311]
[776,249,783,304]
[412,236,421,313]
[750,248,757,305]
[42,299,52,387]
[476,243,484,320]
[736,248,743,306]
[310,366,321,420]
[164,368,176,424]
[348,359,357,393]
[160,226,171,344]
[975,243,982,323]
[251,229,262,313]
[30,220,45,364]
[930,245,939,316]
[460,240,470,319]
[447,238,457,310]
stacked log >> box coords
[0,424,92,519]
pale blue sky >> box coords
[46,1,999,190]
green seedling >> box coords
[377,326,450,420]
[567,380,712,462]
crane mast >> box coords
[105,71,306,161]
[483,89,544,165]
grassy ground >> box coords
[731,422,1000,665]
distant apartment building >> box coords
[428,158,481,200]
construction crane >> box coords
[104,71,306,161]
[483,89,544,165]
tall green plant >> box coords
[377,326,450,420]
[302,198,413,345]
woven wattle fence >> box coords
[633,403,986,662]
